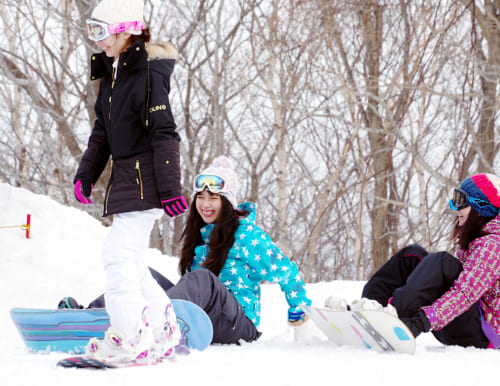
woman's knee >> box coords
[182,269,216,282]
[399,244,429,260]
[418,251,462,281]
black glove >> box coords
[57,297,83,309]
[401,310,431,338]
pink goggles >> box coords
[86,19,144,42]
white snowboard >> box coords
[303,305,416,354]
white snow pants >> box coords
[101,208,170,341]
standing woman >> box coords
[74,0,187,363]
[359,174,500,348]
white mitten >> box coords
[289,315,326,344]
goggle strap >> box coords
[470,197,495,208]
[108,20,144,34]
[86,19,143,41]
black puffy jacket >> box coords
[75,40,181,216]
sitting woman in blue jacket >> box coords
[169,155,312,343]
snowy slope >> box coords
[1,182,500,386]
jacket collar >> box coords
[90,40,146,80]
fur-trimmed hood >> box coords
[145,42,178,61]
[90,40,178,81]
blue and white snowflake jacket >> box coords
[191,202,311,328]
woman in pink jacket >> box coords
[362,174,500,348]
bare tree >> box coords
[458,0,500,175]
[0,0,107,220]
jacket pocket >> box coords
[105,153,158,216]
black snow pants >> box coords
[88,268,260,345]
[361,244,490,348]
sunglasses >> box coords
[193,174,227,194]
[449,188,492,211]
[86,19,144,42]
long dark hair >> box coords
[130,27,151,43]
[452,208,492,250]
[179,192,249,276]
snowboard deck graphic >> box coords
[56,354,175,369]
[11,299,213,354]
[303,305,415,354]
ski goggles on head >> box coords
[193,174,228,194]
[449,188,492,211]
[86,19,144,42]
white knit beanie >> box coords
[91,0,144,34]
[193,156,239,209]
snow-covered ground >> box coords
[1,182,500,386]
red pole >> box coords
[25,214,31,239]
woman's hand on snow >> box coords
[289,314,325,343]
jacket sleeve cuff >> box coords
[421,306,437,329]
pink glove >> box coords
[74,180,93,204]
[161,196,188,218]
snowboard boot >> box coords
[86,308,154,364]
[350,297,399,317]
[151,302,181,359]
[350,298,384,311]
[324,295,350,311]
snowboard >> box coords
[303,305,416,354]
[11,299,213,355]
